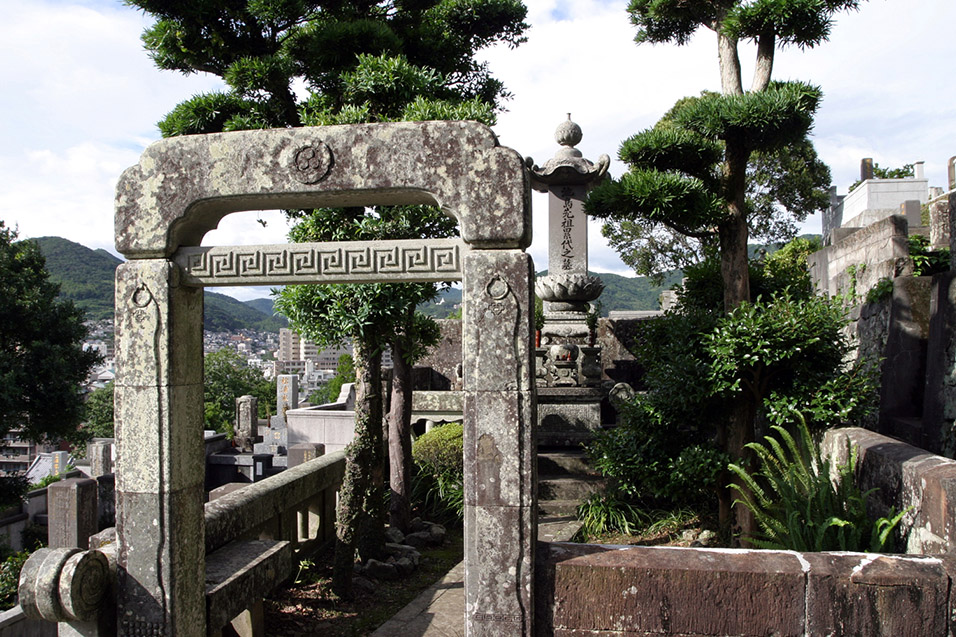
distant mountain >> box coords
[32,236,287,332]
[418,286,463,318]
[33,237,120,321]
[535,270,682,313]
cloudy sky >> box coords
[2,0,954,301]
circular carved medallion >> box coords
[291,143,333,184]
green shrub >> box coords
[412,423,463,523]
[577,492,643,536]
[0,548,31,610]
[729,414,907,552]
[909,234,950,277]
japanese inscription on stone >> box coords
[548,184,587,274]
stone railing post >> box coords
[47,478,98,550]
[88,441,113,478]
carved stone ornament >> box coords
[527,115,609,191]
[534,273,604,303]
[290,142,333,184]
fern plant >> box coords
[729,413,907,552]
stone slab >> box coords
[536,543,806,636]
[114,122,530,258]
[805,552,949,636]
[205,539,292,634]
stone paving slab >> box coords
[372,519,582,636]
[371,561,465,637]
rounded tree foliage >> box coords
[0,223,99,445]
[203,348,274,435]
[84,381,114,439]
[126,0,528,134]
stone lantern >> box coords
[527,116,610,446]
[528,116,609,389]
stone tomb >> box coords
[108,122,536,636]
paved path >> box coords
[371,517,581,637]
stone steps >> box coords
[538,475,605,501]
[537,450,600,477]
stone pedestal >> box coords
[536,387,604,447]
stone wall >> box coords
[536,542,951,636]
[415,319,463,391]
[822,427,956,555]
[809,214,912,299]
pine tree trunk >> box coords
[332,340,386,597]
[717,139,757,543]
[751,32,775,92]
[388,339,414,533]
[717,29,743,95]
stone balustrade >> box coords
[16,451,346,636]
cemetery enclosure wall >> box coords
[537,426,956,636]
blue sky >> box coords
[1,0,954,300]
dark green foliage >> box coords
[203,348,275,435]
[33,237,121,321]
[587,239,876,518]
[674,82,822,151]
[411,423,464,523]
[34,236,285,330]
[0,226,99,446]
[588,401,728,509]
[126,0,529,134]
[588,93,831,279]
[204,291,288,332]
[729,414,906,552]
[909,234,950,277]
[84,382,114,439]
[629,0,861,49]
[849,161,915,192]
[576,492,643,537]
[0,548,31,610]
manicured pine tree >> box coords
[586,0,863,539]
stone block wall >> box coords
[822,427,956,555]
[536,542,951,636]
[809,214,911,299]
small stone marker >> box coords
[47,478,98,550]
[861,157,874,181]
[234,394,258,452]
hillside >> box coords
[33,237,121,321]
[32,236,286,331]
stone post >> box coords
[288,443,325,467]
[462,250,536,636]
[48,478,98,550]
[275,374,298,427]
[88,441,112,478]
[948,156,956,192]
[861,157,874,182]
[234,394,258,452]
[114,260,205,636]
[52,451,70,477]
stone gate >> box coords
[111,122,536,636]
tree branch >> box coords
[751,32,775,92]
[717,28,742,95]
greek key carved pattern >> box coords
[175,239,467,286]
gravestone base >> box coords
[536,387,604,447]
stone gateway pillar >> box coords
[110,122,535,636]
[114,259,206,635]
[463,250,536,634]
